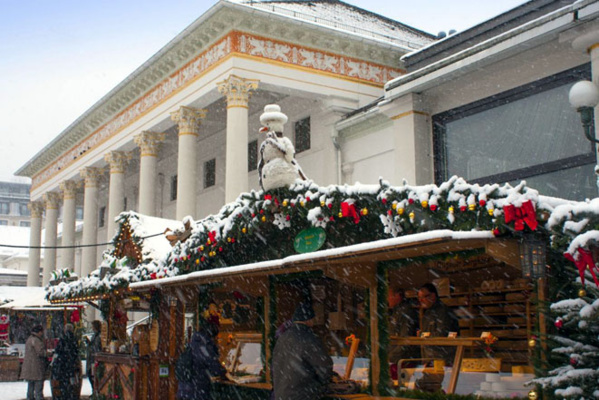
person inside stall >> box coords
[415,282,459,393]
[388,286,419,379]
[272,301,333,400]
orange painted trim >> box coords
[390,110,429,120]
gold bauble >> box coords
[321,201,325,207]
[422,200,428,208]
[468,203,476,211]
[261,216,266,222]
[338,212,343,218]
[242,227,247,234]
[300,201,305,207]
[398,208,404,215]
[488,209,494,216]
[448,206,454,214]
[361,208,368,216]
[392,203,397,210]
[227,237,231,243]
[409,212,415,219]
[579,288,587,298]
[528,390,538,400]
[282,200,288,207]
[528,339,536,348]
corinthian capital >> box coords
[42,192,61,210]
[79,167,103,188]
[28,201,44,218]
[104,151,131,174]
[134,131,166,157]
[170,106,206,136]
[59,180,79,200]
[217,75,259,108]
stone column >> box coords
[80,167,102,278]
[41,192,60,285]
[27,201,44,287]
[104,151,129,240]
[217,75,259,203]
[134,131,165,216]
[170,107,205,220]
[59,180,78,274]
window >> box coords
[248,140,258,172]
[123,197,127,212]
[294,117,311,153]
[20,221,30,227]
[0,202,9,215]
[204,159,216,188]
[0,220,8,226]
[433,64,596,201]
[76,207,83,220]
[170,175,178,201]
[20,203,29,216]
[99,206,106,228]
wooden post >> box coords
[168,296,178,400]
[264,291,272,384]
[538,277,548,361]
[369,284,380,395]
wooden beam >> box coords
[486,238,521,269]
[323,263,376,289]
[369,283,380,395]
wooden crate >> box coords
[461,358,501,372]
[0,356,20,381]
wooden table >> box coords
[389,336,485,394]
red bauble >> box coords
[387,210,393,216]
[570,357,577,366]
[329,216,335,221]
[408,199,414,204]
[460,206,467,212]
[382,198,387,205]
[492,228,500,236]
[555,319,563,329]
[430,205,438,211]
[328,203,333,209]
[286,215,290,221]
[479,199,487,207]
[306,197,311,202]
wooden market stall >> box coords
[129,230,548,399]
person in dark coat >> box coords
[52,323,80,400]
[415,282,459,392]
[21,324,47,400]
[85,320,102,398]
[272,301,333,400]
[176,320,227,400]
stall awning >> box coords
[130,230,512,291]
[0,287,52,309]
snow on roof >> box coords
[231,0,435,49]
[123,212,183,262]
[0,268,27,276]
[0,226,30,258]
[0,286,46,308]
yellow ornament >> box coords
[195,259,200,265]
[338,212,343,218]
[528,390,538,400]
[361,208,368,216]
[488,208,494,216]
[282,200,288,207]
[300,201,305,207]
[242,227,247,234]
[409,212,415,219]
[528,339,536,348]
[207,239,212,245]
[398,208,404,215]
[392,203,397,210]
[227,237,231,243]
[422,200,428,208]
[579,288,587,298]
[449,206,454,214]
[321,201,326,207]
[261,216,266,222]
[468,203,476,211]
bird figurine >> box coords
[258,104,307,191]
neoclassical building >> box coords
[15,0,434,286]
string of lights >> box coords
[0,232,165,249]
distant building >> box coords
[0,181,31,227]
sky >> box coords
[0,0,529,183]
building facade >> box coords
[15,0,434,286]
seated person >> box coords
[387,286,419,378]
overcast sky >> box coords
[0,0,528,183]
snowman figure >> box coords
[258,104,307,191]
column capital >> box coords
[28,201,44,218]
[170,106,206,136]
[80,167,103,188]
[104,150,131,174]
[217,75,259,108]
[59,180,79,200]
[134,131,166,157]
[42,192,61,210]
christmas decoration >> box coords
[528,390,538,400]
[554,318,563,329]
[579,288,587,298]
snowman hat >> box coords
[260,104,288,132]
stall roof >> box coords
[130,230,499,291]
[0,286,52,309]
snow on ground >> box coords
[0,379,92,400]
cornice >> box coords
[18,0,409,182]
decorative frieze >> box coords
[217,75,259,108]
[134,131,166,157]
[59,180,79,200]
[42,192,61,210]
[79,167,103,188]
[28,201,44,219]
[104,151,131,174]
[170,106,206,136]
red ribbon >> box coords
[503,200,538,231]
[264,195,272,200]
[564,248,599,287]
[341,201,360,224]
[208,230,217,244]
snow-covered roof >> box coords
[0,286,47,309]
[0,226,30,259]
[0,268,27,276]
[231,0,435,49]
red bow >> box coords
[264,195,272,201]
[208,230,217,244]
[503,200,538,231]
[565,248,599,287]
[341,201,360,224]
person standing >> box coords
[52,323,80,400]
[272,301,333,400]
[21,324,47,400]
[416,282,459,392]
[86,320,102,398]
[176,318,227,400]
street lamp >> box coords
[569,80,599,144]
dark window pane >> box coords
[0,202,9,215]
[204,159,216,188]
[20,203,30,216]
[99,206,106,228]
[248,140,258,172]
[20,221,30,227]
[294,117,311,153]
[170,175,178,201]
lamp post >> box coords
[569,80,599,144]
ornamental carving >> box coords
[79,167,103,188]
[28,201,44,219]
[217,75,259,108]
[42,192,61,210]
[133,131,166,157]
[104,151,131,174]
[170,107,206,136]
[59,180,79,200]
